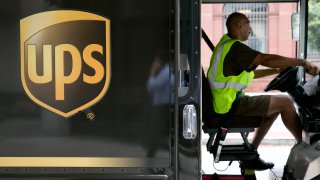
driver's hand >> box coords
[305,61,319,76]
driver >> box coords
[207,12,318,170]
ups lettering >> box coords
[27,44,104,100]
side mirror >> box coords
[291,13,300,41]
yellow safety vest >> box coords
[207,34,254,114]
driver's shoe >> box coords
[240,156,274,171]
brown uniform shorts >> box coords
[234,94,271,118]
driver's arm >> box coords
[253,68,279,79]
[252,53,318,76]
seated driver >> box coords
[207,12,318,170]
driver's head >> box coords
[226,12,251,41]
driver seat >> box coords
[202,69,262,163]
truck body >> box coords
[0,0,190,179]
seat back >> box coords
[202,69,216,123]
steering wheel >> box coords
[264,66,300,92]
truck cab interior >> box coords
[197,0,320,179]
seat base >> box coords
[203,124,258,163]
[217,145,258,161]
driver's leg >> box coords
[241,95,302,170]
[265,94,302,142]
[240,112,278,170]
[252,95,302,149]
[251,112,279,150]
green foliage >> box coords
[308,0,320,51]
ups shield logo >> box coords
[20,10,111,118]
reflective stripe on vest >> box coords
[208,38,247,91]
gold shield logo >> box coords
[20,10,111,118]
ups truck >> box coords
[0,0,319,179]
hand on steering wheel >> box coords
[304,61,319,76]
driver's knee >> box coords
[269,95,295,111]
[280,95,295,108]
